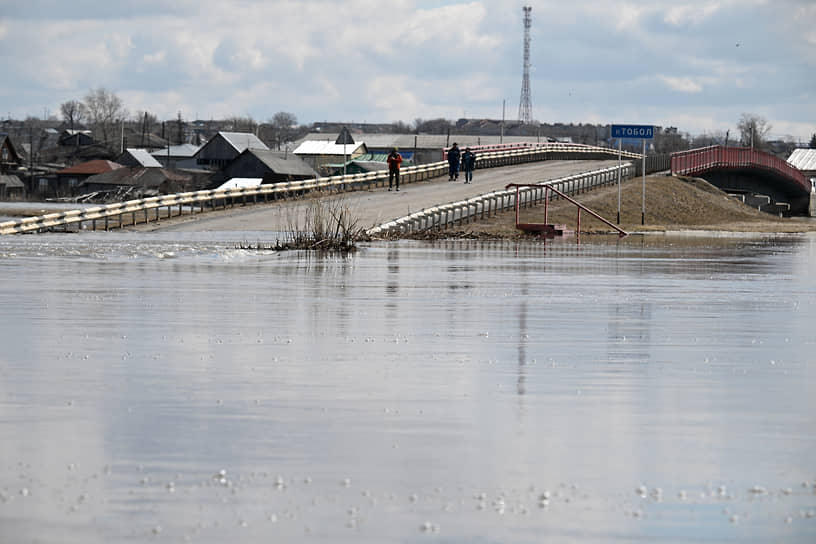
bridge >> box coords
[671,146,811,215]
[0,143,653,236]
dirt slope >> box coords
[445,175,816,237]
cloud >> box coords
[657,76,704,93]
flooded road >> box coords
[1,231,814,543]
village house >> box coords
[80,167,194,196]
[52,159,125,197]
[292,139,368,175]
[116,148,163,168]
[209,148,318,187]
[0,133,22,173]
[194,131,268,170]
[151,144,201,170]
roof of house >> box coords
[81,167,191,188]
[0,174,25,188]
[788,148,816,171]
[216,178,263,190]
[243,149,318,176]
[218,132,269,152]
[293,140,367,156]
[56,159,124,175]
[151,144,201,159]
[121,148,163,167]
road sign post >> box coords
[335,127,355,177]
[611,124,653,225]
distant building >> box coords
[0,133,22,173]
[59,129,94,147]
[0,174,25,200]
[151,144,201,170]
[53,160,125,197]
[210,149,318,187]
[788,148,816,191]
[194,132,268,170]
[117,148,163,168]
[80,167,194,195]
[292,140,368,174]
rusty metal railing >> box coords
[506,182,628,238]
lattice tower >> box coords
[518,6,533,124]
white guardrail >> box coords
[366,164,634,236]
[0,143,643,235]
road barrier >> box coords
[0,143,645,235]
[366,164,635,236]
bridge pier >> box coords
[810,191,816,217]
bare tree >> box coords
[737,113,771,149]
[60,100,87,131]
[809,133,816,149]
[225,115,258,134]
[269,111,297,150]
[84,87,127,148]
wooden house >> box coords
[210,149,318,187]
[53,160,124,197]
[194,132,268,170]
[0,133,22,173]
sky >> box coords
[1,0,814,141]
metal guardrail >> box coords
[671,145,809,193]
[366,164,634,236]
[0,143,643,235]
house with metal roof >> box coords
[788,148,816,192]
[151,144,201,170]
[194,131,269,170]
[117,148,163,168]
[0,174,25,200]
[53,160,125,197]
[292,139,368,174]
[210,148,319,187]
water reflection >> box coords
[1,232,815,543]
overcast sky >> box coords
[1,0,814,141]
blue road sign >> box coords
[611,124,654,139]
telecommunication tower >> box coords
[518,6,533,124]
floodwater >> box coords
[1,231,814,543]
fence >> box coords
[366,164,634,236]
[1,142,644,235]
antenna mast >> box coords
[518,6,533,124]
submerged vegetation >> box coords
[237,198,369,252]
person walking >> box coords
[447,142,461,181]
[387,147,402,191]
[461,147,476,183]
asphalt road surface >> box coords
[146,159,622,232]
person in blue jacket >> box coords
[447,143,461,181]
[461,147,476,183]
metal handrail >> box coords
[506,182,628,238]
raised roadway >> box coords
[147,159,621,232]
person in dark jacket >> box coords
[447,143,461,181]
[387,147,402,191]
[461,147,476,183]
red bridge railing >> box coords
[671,146,808,193]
